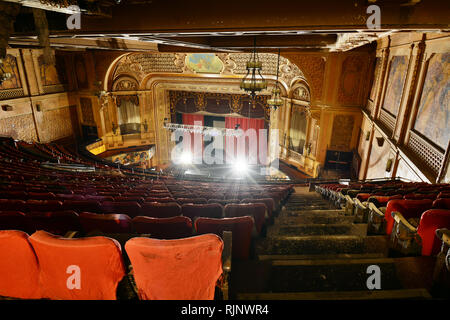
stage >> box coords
[165,163,291,182]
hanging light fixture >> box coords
[267,49,283,111]
[240,37,267,98]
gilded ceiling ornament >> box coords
[195,93,206,111]
[230,95,243,113]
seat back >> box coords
[0,230,42,299]
[224,203,266,234]
[207,199,240,206]
[0,211,32,233]
[195,216,254,260]
[432,198,450,210]
[100,201,141,218]
[29,230,125,300]
[144,197,175,203]
[181,203,223,220]
[26,200,63,212]
[417,209,450,256]
[125,234,223,300]
[0,199,27,212]
[385,199,434,235]
[26,211,81,235]
[176,198,208,205]
[140,202,182,218]
[62,200,102,213]
[240,198,274,218]
[79,212,132,234]
[132,216,192,239]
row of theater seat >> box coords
[0,200,270,225]
[316,181,450,256]
[0,230,225,300]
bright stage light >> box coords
[179,152,193,165]
[233,159,248,173]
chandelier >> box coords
[240,37,267,98]
[267,49,283,111]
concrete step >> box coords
[256,235,389,256]
[231,256,435,297]
[237,289,432,300]
[279,209,345,217]
[276,215,354,225]
[267,223,368,237]
[258,253,387,261]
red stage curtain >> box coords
[182,114,204,162]
[225,117,265,164]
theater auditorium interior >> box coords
[0,0,449,304]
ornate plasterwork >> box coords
[111,52,306,91]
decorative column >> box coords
[283,98,292,154]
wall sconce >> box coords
[112,122,117,135]
[365,131,371,141]
[376,136,385,147]
[386,158,393,172]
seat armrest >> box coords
[220,231,232,300]
[368,202,385,217]
[436,228,450,247]
[354,198,367,209]
[222,231,232,273]
[392,211,417,233]
[64,231,79,238]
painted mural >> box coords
[185,53,223,74]
[0,54,22,90]
[38,55,66,86]
[414,53,450,149]
[382,56,408,117]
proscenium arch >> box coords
[101,52,310,166]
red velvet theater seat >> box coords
[432,198,450,210]
[224,203,266,234]
[125,234,223,300]
[207,199,240,206]
[181,203,223,220]
[26,200,63,212]
[26,211,81,235]
[0,230,42,299]
[29,230,125,300]
[62,200,102,213]
[28,192,56,200]
[140,202,182,218]
[176,198,208,205]
[195,216,254,260]
[0,211,32,233]
[417,209,450,256]
[0,199,27,212]
[100,201,142,218]
[132,216,193,239]
[79,212,132,234]
[385,199,434,235]
[144,197,175,203]
[241,198,275,218]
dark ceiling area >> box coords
[1,0,449,54]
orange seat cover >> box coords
[0,230,42,299]
[125,234,223,300]
[29,230,125,300]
